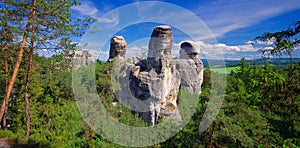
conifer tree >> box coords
[0,0,94,135]
[255,21,300,61]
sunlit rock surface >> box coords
[108,36,127,62]
[108,26,203,126]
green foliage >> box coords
[0,54,114,147]
[0,130,14,138]
[1,6,299,146]
[255,21,300,59]
[94,60,147,127]
[1,54,300,147]
[162,58,300,147]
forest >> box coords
[0,0,300,147]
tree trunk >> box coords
[290,96,295,137]
[288,51,293,64]
[0,0,37,123]
[24,22,35,138]
[209,122,215,148]
[1,0,9,129]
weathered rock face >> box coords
[180,41,203,89]
[129,26,181,125]
[108,36,127,62]
[72,50,95,70]
[108,26,203,126]
[178,41,204,93]
[180,41,200,58]
[148,25,172,58]
[130,58,181,125]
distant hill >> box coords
[202,58,300,68]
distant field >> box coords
[209,66,240,73]
[202,58,300,68]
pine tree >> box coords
[0,0,37,124]
[0,0,94,136]
[255,21,300,62]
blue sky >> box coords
[70,0,300,60]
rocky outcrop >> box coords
[72,50,95,70]
[148,25,172,58]
[176,41,203,94]
[108,36,127,62]
[108,26,203,126]
[180,41,203,75]
[129,57,181,125]
[180,41,200,57]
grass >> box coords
[209,66,240,73]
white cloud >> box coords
[75,1,300,61]
[126,45,148,59]
[41,48,48,52]
[71,1,119,26]
[71,2,99,17]
[198,41,259,59]
[194,0,300,37]
[255,37,276,45]
[93,40,260,61]
[96,11,119,26]
[77,49,109,61]
[174,40,259,59]
[95,50,109,61]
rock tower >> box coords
[108,26,203,125]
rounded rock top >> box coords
[155,25,172,30]
[111,36,126,43]
[151,26,172,37]
[180,41,200,54]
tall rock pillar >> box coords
[130,26,181,125]
[108,36,127,62]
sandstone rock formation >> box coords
[176,41,203,94]
[148,25,172,58]
[108,26,203,126]
[129,58,181,124]
[72,50,95,70]
[108,36,127,62]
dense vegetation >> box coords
[202,58,300,68]
[1,0,299,147]
[162,59,300,147]
[0,55,299,147]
